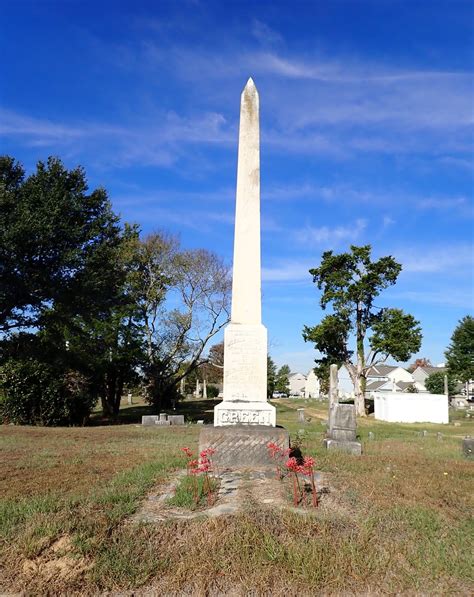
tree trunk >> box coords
[101,391,113,418]
[354,374,366,417]
[355,301,367,417]
[102,370,118,419]
[113,373,124,417]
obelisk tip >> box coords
[244,77,257,91]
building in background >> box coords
[304,369,320,398]
[288,372,306,396]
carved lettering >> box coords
[217,409,273,425]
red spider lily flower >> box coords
[303,456,315,469]
[267,442,282,458]
[181,447,194,458]
[285,457,299,472]
[205,447,216,456]
[188,459,198,468]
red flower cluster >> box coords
[268,442,318,508]
[179,445,218,506]
[267,441,291,458]
[181,446,216,475]
[285,455,316,476]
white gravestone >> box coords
[214,78,275,427]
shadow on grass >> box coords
[89,399,220,426]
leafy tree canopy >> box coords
[303,245,422,416]
[267,355,276,398]
[275,364,291,394]
[0,156,123,334]
[425,371,456,396]
[445,316,474,383]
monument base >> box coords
[214,400,276,426]
[323,438,362,456]
[199,425,289,469]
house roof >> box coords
[289,372,306,379]
[419,366,446,374]
[367,364,399,377]
[396,381,415,391]
[366,380,388,391]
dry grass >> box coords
[1,398,473,595]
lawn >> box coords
[1,397,473,595]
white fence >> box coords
[373,392,449,424]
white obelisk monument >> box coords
[214,78,276,427]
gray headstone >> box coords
[453,398,468,410]
[437,432,443,441]
[323,439,362,456]
[462,437,473,458]
[297,408,305,423]
[199,425,289,469]
[168,414,185,425]
[368,431,375,440]
[197,420,204,425]
[156,420,171,426]
[142,415,159,426]
[325,401,360,453]
[159,413,167,422]
[329,403,357,441]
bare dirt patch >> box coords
[21,535,92,585]
[132,468,335,524]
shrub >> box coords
[0,359,96,426]
[206,384,220,398]
[425,371,456,396]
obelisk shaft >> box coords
[231,78,261,325]
[214,78,275,426]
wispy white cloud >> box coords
[382,215,396,229]
[296,218,367,247]
[396,244,474,275]
[417,196,473,215]
[389,289,474,309]
[0,107,234,168]
[251,20,283,46]
[262,259,313,282]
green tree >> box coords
[303,245,422,416]
[129,233,231,410]
[425,371,456,396]
[0,156,123,334]
[0,156,137,422]
[445,316,474,388]
[314,362,331,395]
[275,364,290,394]
[267,355,276,398]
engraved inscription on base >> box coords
[216,409,271,425]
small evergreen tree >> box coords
[275,364,291,394]
[425,371,456,396]
[445,316,474,385]
[267,355,276,398]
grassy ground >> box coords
[1,397,473,595]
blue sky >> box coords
[1,0,473,372]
